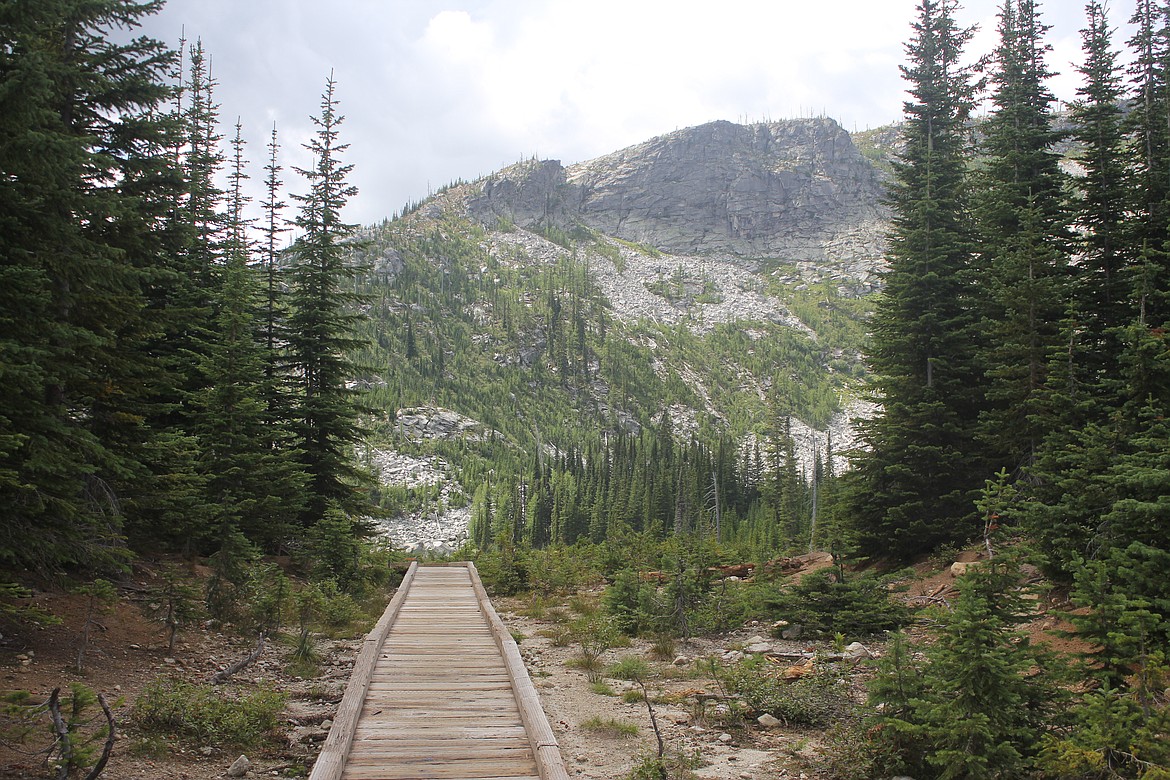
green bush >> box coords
[761,570,911,638]
[625,750,699,780]
[724,659,855,727]
[133,678,285,747]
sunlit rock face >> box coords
[469,117,887,277]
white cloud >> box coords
[137,0,1130,226]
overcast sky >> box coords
[136,0,1131,228]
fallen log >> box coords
[208,633,266,684]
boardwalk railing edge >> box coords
[466,561,572,780]
[307,559,419,780]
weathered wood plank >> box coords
[308,561,419,780]
[312,563,564,780]
[466,563,571,780]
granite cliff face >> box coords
[469,117,887,274]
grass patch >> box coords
[648,634,676,661]
[568,593,599,616]
[133,678,286,747]
[580,716,639,738]
[538,625,573,647]
[590,680,617,696]
[566,655,605,676]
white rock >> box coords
[843,642,872,660]
[757,713,782,729]
[950,561,977,577]
[227,755,251,777]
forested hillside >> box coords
[352,201,871,557]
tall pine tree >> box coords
[974,0,1071,474]
[846,0,986,559]
[0,0,179,568]
[287,74,372,527]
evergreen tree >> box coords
[846,0,986,559]
[190,123,306,552]
[870,559,1055,778]
[287,74,372,526]
[259,122,293,426]
[1124,0,1170,328]
[1067,0,1130,386]
[975,0,1071,473]
[0,0,179,568]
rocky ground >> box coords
[0,549,1072,780]
[0,567,364,780]
[497,602,849,780]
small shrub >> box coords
[146,565,202,653]
[134,678,285,747]
[568,613,619,682]
[762,570,910,638]
[649,634,676,661]
[623,689,644,704]
[1,684,115,778]
[245,562,290,634]
[724,659,855,727]
[581,716,638,738]
[538,625,573,647]
[73,578,118,673]
[313,578,363,633]
[206,528,260,623]
[590,680,617,696]
[788,717,879,780]
[305,508,363,591]
[626,750,699,780]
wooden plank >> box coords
[313,563,563,780]
[308,561,419,780]
[467,563,570,780]
[342,758,540,779]
[344,772,537,780]
[352,725,528,739]
[344,745,532,760]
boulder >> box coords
[950,561,978,578]
[227,755,251,777]
[843,642,871,660]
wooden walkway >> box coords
[309,563,568,780]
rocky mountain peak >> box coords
[468,117,887,268]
